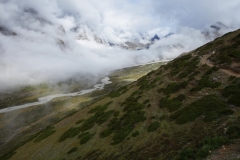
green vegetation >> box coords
[151,76,162,84]
[222,83,240,106]
[59,127,81,142]
[163,82,187,94]
[0,151,16,160]
[109,86,128,98]
[160,96,182,112]
[228,75,236,81]
[205,66,219,75]
[137,76,156,90]
[174,94,186,101]
[79,132,94,144]
[0,131,41,160]
[88,101,112,114]
[132,131,139,137]
[76,119,85,124]
[100,94,147,145]
[111,109,146,144]
[100,128,113,138]
[226,126,240,139]
[79,116,96,132]
[178,148,195,160]
[228,94,240,106]
[178,71,188,79]
[159,94,186,112]
[232,77,240,84]
[184,57,199,73]
[208,33,240,64]
[178,136,228,160]
[171,95,233,124]
[201,42,215,51]
[222,84,240,97]
[113,111,120,117]
[168,55,199,79]
[159,115,166,121]
[34,126,56,143]
[191,75,221,92]
[80,109,114,132]
[147,121,160,132]
[170,54,192,69]
[57,110,78,123]
[76,102,115,133]
[67,147,78,154]
[143,99,150,104]
[95,110,115,125]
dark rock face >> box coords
[0,26,17,36]
[151,34,160,41]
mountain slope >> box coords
[3,29,240,160]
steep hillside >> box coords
[2,29,240,160]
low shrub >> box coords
[178,72,188,79]
[100,128,113,138]
[228,76,236,81]
[143,99,150,104]
[79,116,97,132]
[152,76,161,84]
[205,66,219,75]
[178,136,228,159]
[191,76,221,92]
[109,91,122,98]
[101,94,147,145]
[147,121,160,132]
[232,77,240,84]
[228,94,240,106]
[222,84,240,97]
[164,81,187,94]
[109,86,128,98]
[95,110,115,125]
[113,111,120,117]
[159,115,166,121]
[79,132,93,144]
[76,119,84,124]
[171,95,232,124]
[67,147,78,154]
[229,49,240,61]
[160,97,182,112]
[88,102,112,114]
[132,131,139,137]
[170,54,192,70]
[80,110,114,132]
[178,148,195,160]
[226,126,240,139]
[59,127,81,142]
[174,94,186,101]
[112,124,134,145]
[34,126,55,143]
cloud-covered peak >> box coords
[0,0,240,91]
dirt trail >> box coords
[206,141,240,160]
[199,54,240,77]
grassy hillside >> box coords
[0,61,165,159]
[2,29,240,160]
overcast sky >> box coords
[0,0,240,91]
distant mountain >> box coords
[202,22,233,40]
[151,34,160,41]
[0,26,17,36]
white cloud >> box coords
[0,0,240,91]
